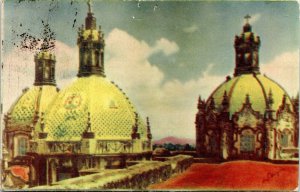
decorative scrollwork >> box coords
[96,140,132,154]
[48,142,81,153]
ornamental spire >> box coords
[267,89,274,108]
[208,97,216,110]
[82,112,95,139]
[245,94,250,105]
[146,117,152,140]
[221,91,229,111]
[85,0,96,30]
[197,95,205,110]
[265,89,275,120]
[131,112,140,139]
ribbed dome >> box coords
[207,74,293,116]
[44,75,147,141]
[8,86,58,127]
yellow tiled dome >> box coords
[44,75,147,141]
[207,74,293,116]
[8,86,58,127]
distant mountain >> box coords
[153,136,195,145]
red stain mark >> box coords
[149,161,298,190]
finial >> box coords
[222,91,229,107]
[197,95,206,111]
[146,117,152,140]
[87,0,92,13]
[245,94,250,105]
[282,94,287,105]
[226,75,231,82]
[223,90,228,97]
[244,14,251,24]
[268,89,274,107]
[198,95,202,102]
[131,112,140,139]
[209,97,216,110]
[40,112,45,132]
[197,95,202,109]
[87,112,91,132]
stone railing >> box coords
[32,155,193,190]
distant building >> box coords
[3,2,152,187]
[195,16,299,161]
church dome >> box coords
[7,86,58,127]
[6,50,58,130]
[207,74,293,116]
[196,16,298,161]
[44,75,147,141]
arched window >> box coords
[101,50,104,67]
[209,136,218,153]
[51,67,55,79]
[44,66,50,79]
[18,137,27,156]
[240,134,255,152]
[95,50,100,67]
[280,132,289,147]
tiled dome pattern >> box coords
[44,76,147,141]
[208,74,293,116]
[8,86,58,126]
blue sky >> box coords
[2,0,299,139]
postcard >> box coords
[1,0,298,190]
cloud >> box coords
[153,38,179,56]
[183,24,198,33]
[261,50,299,97]
[105,28,224,139]
[250,13,261,25]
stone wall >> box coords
[32,155,193,190]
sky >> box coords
[1,0,299,140]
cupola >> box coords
[234,15,261,76]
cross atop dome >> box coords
[87,0,92,13]
[244,14,251,24]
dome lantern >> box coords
[34,51,56,86]
[77,0,105,77]
[234,14,261,77]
